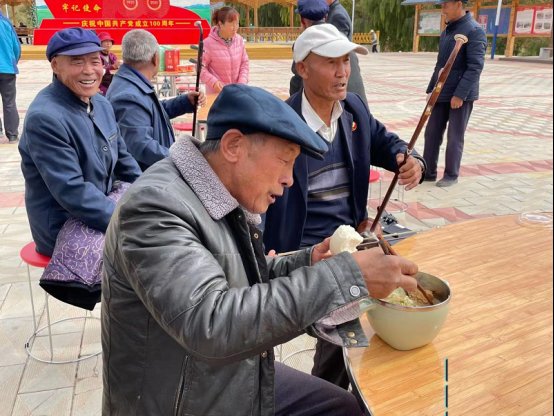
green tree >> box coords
[356,0,415,51]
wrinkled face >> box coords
[101,39,113,51]
[441,1,462,23]
[51,52,103,103]
[298,52,351,102]
[219,18,239,39]
[231,134,300,214]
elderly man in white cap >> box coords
[264,23,427,390]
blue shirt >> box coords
[0,13,20,74]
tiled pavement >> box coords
[0,53,552,415]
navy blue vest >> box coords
[301,126,354,247]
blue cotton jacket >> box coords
[0,12,20,74]
[107,64,195,171]
[263,92,409,253]
[427,12,487,102]
[19,77,141,256]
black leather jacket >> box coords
[101,138,369,415]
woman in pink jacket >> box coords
[201,6,249,94]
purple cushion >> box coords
[39,181,130,310]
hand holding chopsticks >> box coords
[377,236,434,305]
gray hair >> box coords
[199,139,221,155]
[122,29,159,64]
[198,133,268,156]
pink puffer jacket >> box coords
[200,27,249,94]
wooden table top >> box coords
[345,214,553,416]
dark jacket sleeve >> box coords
[111,93,171,168]
[328,9,351,39]
[327,1,352,40]
[454,27,486,100]
[24,112,116,232]
[161,94,195,119]
[114,132,142,183]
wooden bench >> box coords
[15,27,34,45]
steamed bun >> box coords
[329,225,363,254]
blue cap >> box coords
[296,0,329,21]
[46,28,104,62]
[206,84,328,159]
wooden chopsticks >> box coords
[377,235,435,305]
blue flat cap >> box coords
[206,85,328,159]
[46,28,104,61]
[296,0,329,21]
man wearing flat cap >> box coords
[101,84,419,415]
[18,27,141,258]
[423,0,486,187]
[264,23,427,390]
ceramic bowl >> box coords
[360,272,451,350]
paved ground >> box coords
[0,53,552,415]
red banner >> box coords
[33,0,210,45]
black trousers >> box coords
[0,74,19,138]
[275,362,364,416]
[311,339,350,390]
[423,100,474,180]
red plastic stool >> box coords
[368,168,382,202]
[20,241,101,364]
[172,121,193,133]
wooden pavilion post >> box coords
[471,0,479,18]
[505,0,519,57]
[289,3,294,27]
[254,4,258,27]
[413,4,421,52]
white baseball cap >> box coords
[293,23,368,63]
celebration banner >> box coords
[33,0,211,44]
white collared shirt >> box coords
[301,91,343,143]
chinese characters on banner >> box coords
[33,0,211,44]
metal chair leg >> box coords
[45,293,54,361]
[26,264,37,334]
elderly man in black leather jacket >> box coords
[423,0,486,187]
[101,84,420,415]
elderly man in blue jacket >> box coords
[19,28,141,257]
[263,24,427,390]
[107,29,205,171]
[423,0,486,187]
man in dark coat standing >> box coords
[325,0,368,106]
[423,0,486,187]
